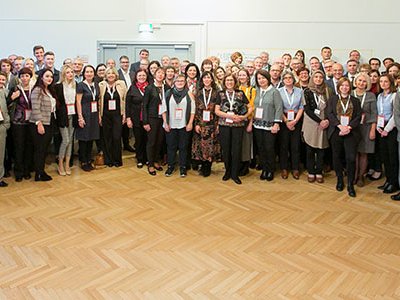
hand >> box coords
[127,118,133,128]
[246,122,252,133]
[377,127,383,134]
[78,118,86,128]
[232,114,242,123]
[195,125,201,134]
[164,123,170,132]
[287,120,296,131]
[143,124,151,132]
[216,126,219,135]
[11,90,21,100]
[37,122,45,135]
[122,116,126,125]
[99,116,102,126]
[369,129,376,140]
[381,130,388,137]
[319,119,329,129]
[271,123,280,134]
[186,123,193,132]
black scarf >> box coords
[172,87,188,104]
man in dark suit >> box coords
[344,59,359,87]
[129,49,149,73]
[118,55,135,152]
[326,63,344,94]
[36,51,60,83]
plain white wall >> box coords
[1,0,399,68]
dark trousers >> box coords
[122,123,131,148]
[378,129,398,186]
[368,139,382,172]
[12,124,33,178]
[279,123,301,170]
[133,125,147,164]
[102,112,122,165]
[166,128,189,168]
[331,129,358,184]
[30,121,54,175]
[219,126,243,179]
[254,128,276,173]
[146,117,163,167]
[4,128,13,172]
[79,140,94,164]
[306,145,324,175]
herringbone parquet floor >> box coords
[1,153,399,299]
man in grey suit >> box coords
[129,49,149,73]
[0,83,10,187]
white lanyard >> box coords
[284,88,295,109]
[19,85,31,104]
[107,84,115,99]
[378,93,392,115]
[313,93,320,108]
[353,91,366,109]
[259,89,266,106]
[340,96,350,114]
[226,91,235,111]
[203,88,212,109]
[157,84,165,102]
[84,81,96,100]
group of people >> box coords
[0,45,399,200]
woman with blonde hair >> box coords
[55,64,76,175]
[230,52,243,65]
[99,67,127,167]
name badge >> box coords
[287,110,295,121]
[91,101,98,113]
[0,110,3,121]
[255,107,263,119]
[314,109,320,116]
[377,115,385,128]
[360,113,365,125]
[24,109,32,121]
[108,99,116,111]
[202,110,210,122]
[175,108,183,120]
[226,111,234,123]
[66,104,75,115]
[340,115,349,126]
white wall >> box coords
[1,0,399,68]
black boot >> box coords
[203,161,212,177]
[347,184,356,197]
[336,177,344,191]
[239,161,250,177]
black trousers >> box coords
[330,129,358,184]
[79,140,94,164]
[122,123,131,148]
[102,112,122,165]
[306,145,324,175]
[133,125,147,164]
[219,126,243,179]
[166,128,189,168]
[368,139,382,172]
[4,128,13,172]
[30,120,54,175]
[254,128,276,173]
[146,117,164,167]
[12,124,33,178]
[378,129,398,186]
[279,122,301,170]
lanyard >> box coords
[226,91,235,111]
[84,81,96,100]
[284,88,295,109]
[259,89,266,106]
[19,85,31,104]
[107,84,115,99]
[340,96,350,114]
[313,93,320,108]
[203,88,212,109]
[353,91,366,109]
[157,84,165,103]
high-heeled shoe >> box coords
[148,166,156,176]
[58,166,66,176]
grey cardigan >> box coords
[252,85,283,130]
[29,87,55,125]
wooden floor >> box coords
[1,153,399,299]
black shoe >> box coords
[347,185,356,197]
[203,162,211,177]
[148,166,156,176]
[35,173,52,181]
[81,164,92,172]
[266,172,274,181]
[256,164,262,171]
[15,176,23,182]
[191,163,199,171]
[391,192,400,201]
[108,163,114,167]
[367,173,382,181]
[0,180,8,187]
[249,160,257,169]
[114,162,122,167]
[222,173,230,181]
[24,174,31,180]
[124,145,135,152]
[239,166,249,177]
[180,167,187,178]
[260,170,267,180]
[383,184,399,194]
[336,178,344,191]
[165,166,174,177]
[232,177,242,185]
[378,181,389,190]
[137,162,144,169]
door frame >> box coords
[97,40,195,64]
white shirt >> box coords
[63,83,76,105]
[121,70,132,87]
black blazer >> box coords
[126,84,145,127]
[129,61,140,73]
[142,83,170,125]
[303,88,329,123]
[118,69,135,87]
[55,83,75,128]
[327,94,361,140]
[36,68,60,83]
